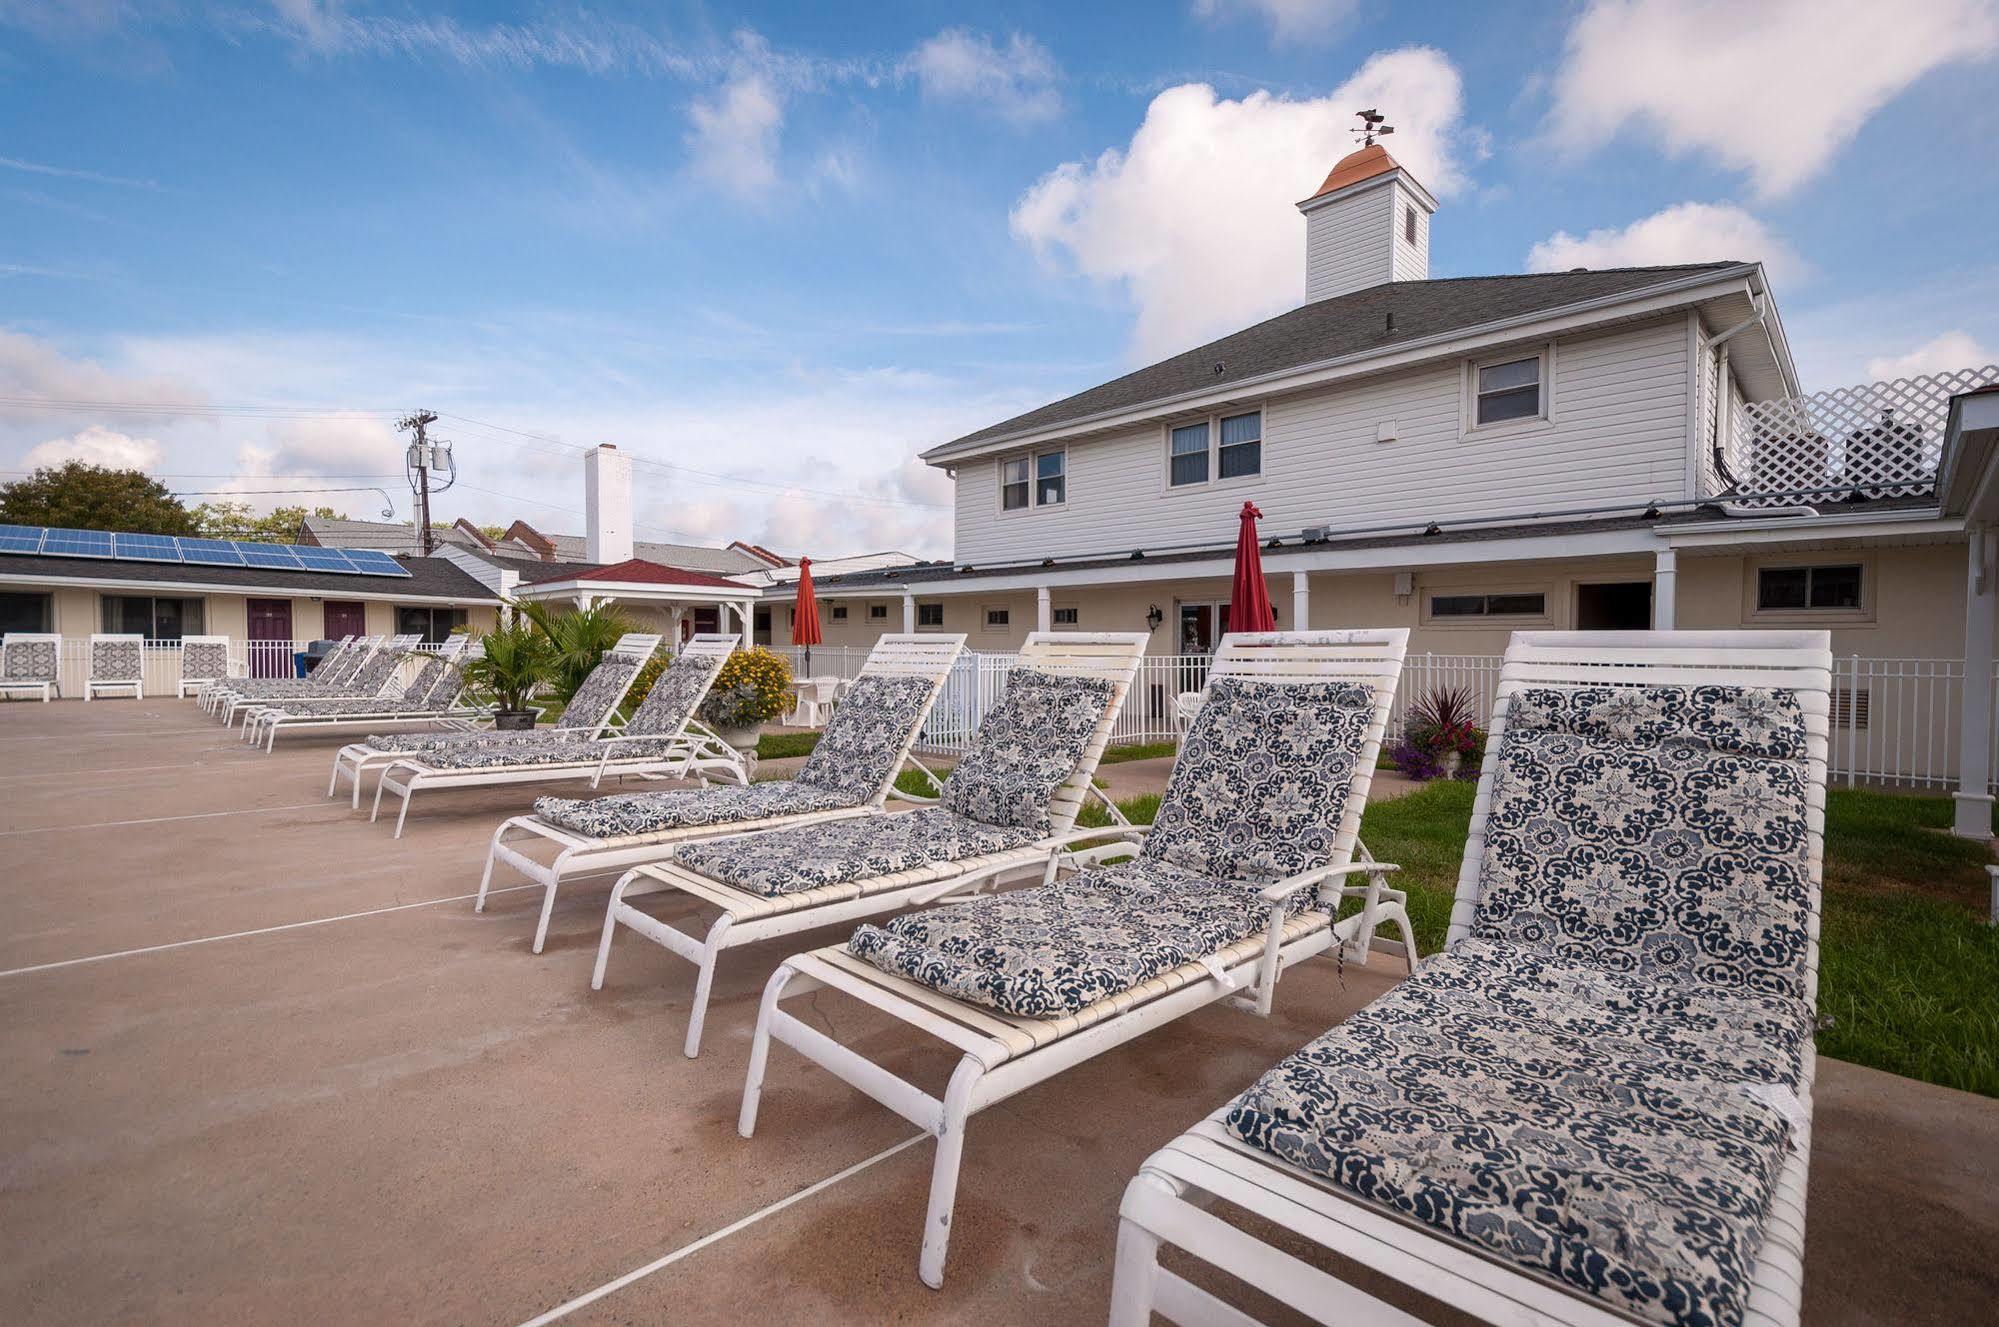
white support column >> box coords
[734,600,753,650]
[666,605,684,648]
[1652,548,1678,630]
[1291,571,1310,631]
[902,591,916,633]
[1955,528,1996,838]
[1036,586,1052,633]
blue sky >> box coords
[3,0,1996,557]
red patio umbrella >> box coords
[1229,501,1277,635]
[791,556,823,674]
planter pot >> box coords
[716,721,765,751]
[1441,750,1463,779]
[492,709,537,731]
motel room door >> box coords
[246,598,293,677]
[322,600,367,641]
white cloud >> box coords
[1546,0,1999,199]
[1192,0,1357,44]
[1012,47,1469,362]
[1526,202,1803,285]
[687,61,786,200]
[908,29,1061,123]
[0,328,203,419]
[1865,332,1997,383]
[23,425,162,470]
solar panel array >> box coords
[0,525,414,578]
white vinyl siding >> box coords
[1303,182,1395,303]
[952,317,1692,565]
[1390,187,1428,282]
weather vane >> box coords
[1354,109,1394,147]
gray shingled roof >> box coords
[932,264,1746,453]
[0,551,497,600]
[531,533,771,575]
[300,516,490,553]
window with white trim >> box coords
[1429,591,1546,619]
[1472,354,1542,426]
[1051,606,1078,626]
[1168,410,1262,487]
[1758,564,1862,611]
[916,602,944,627]
[983,606,1009,631]
[1035,450,1065,505]
[102,595,204,641]
[868,603,888,620]
[830,604,848,621]
[1000,449,1066,510]
[1000,456,1029,511]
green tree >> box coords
[0,461,198,534]
[190,502,349,542]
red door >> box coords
[322,601,366,640]
[246,598,293,678]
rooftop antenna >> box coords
[1354,108,1394,148]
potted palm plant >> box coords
[460,616,551,730]
[514,601,641,705]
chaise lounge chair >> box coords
[596,631,1151,1060]
[327,632,664,809]
[1108,628,1833,1327]
[205,634,378,721]
[176,635,238,699]
[735,629,1410,1286]
[235,634,421,737]
[368,633,741,837]
[85,633,145,701]
[478,633,966,956]
[242,636,480,749]
[0,632,61,702]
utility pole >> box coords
[398,410,441,555]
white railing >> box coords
[1719,364,1998,505]
[45,638,445,698]
[782,646,1996,791]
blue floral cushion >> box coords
[849,857,1283,1017]
[623,650,727,736]
[1226,937,1812,1327]
[414,735,683,770]
[1144,676,1376,887]
[674,808,1039,897]
[793,674,936,800]
[532,781,857,838]
[1472,685,1815,999]
[939,667,1117,834]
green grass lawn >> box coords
[1080,780,1999,1098]
[757,730,821,760]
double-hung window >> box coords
[1000,450,1066,510]
[1472,354,1543,426]
[1168,410,1262,487]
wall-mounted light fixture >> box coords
[1145,604,1164,632]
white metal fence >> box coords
[777,645,1998,791]
[43,638,446,698]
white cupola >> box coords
[1296,143,1437,302]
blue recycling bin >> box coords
[293,652,310,678]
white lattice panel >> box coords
[1720,364,1999,504]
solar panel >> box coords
[0,524,44,554]
[176,537,247,566]
[342,549,414,578]
[292,546,359,573]
[41,527,114,558]
[112,532,183,562]
[236,542,304,570]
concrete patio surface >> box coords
[3,700,1996,1325]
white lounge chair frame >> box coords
[1108,628,1833,1327]
[200,634,357,714]
[85,633,146,701]
[614,632,1150,1061]
[175,634,240,698]
[244,637,479,750]
[370,633,734,837]
[237,633,420,735]
[734,629,1411,1288]
[327,631,662,808]
[0,632,61,702]
[478,633,967,957]
[216,635,386,725]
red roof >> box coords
[522,558,746,589]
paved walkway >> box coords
[2,702,1994,1324]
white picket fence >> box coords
[777,644,1996,790]
[44,638,447,698]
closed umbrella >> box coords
[791,556,823,676]
[1228,501,1276,634]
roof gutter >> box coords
[922,265,1763,463]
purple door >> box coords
[247,598,293,678]
[322,601,367,641]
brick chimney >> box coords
[584,444,634,565]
